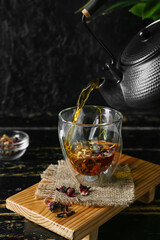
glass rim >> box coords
[58,105,123,127]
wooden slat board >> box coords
[6,154,160,240]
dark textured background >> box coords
[0,0,153,121]
[1,2,160,239]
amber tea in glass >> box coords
[65,140,117,176]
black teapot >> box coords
[82,2,160,109]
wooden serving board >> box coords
[6,155,160,240]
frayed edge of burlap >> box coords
[35,180,56,199]
[35,161,135,207]
[40,164,58,181]
[35,164,58,199]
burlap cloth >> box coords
[35,160,135,207]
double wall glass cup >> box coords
[58,105,123,182]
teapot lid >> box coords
[120,20,160,66]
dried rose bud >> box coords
[65,187,76,197]
[56,185,76,197]
[79,184,91,196]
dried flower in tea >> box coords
[65,140,116,176]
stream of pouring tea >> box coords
[65,78,103,145]
[65,78,116,176]
[73,78,104,122]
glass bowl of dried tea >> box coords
[0,130,29,160]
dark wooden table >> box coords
[1,111,160,240]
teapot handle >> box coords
[82,14,114,65]
[82,14,123,83]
